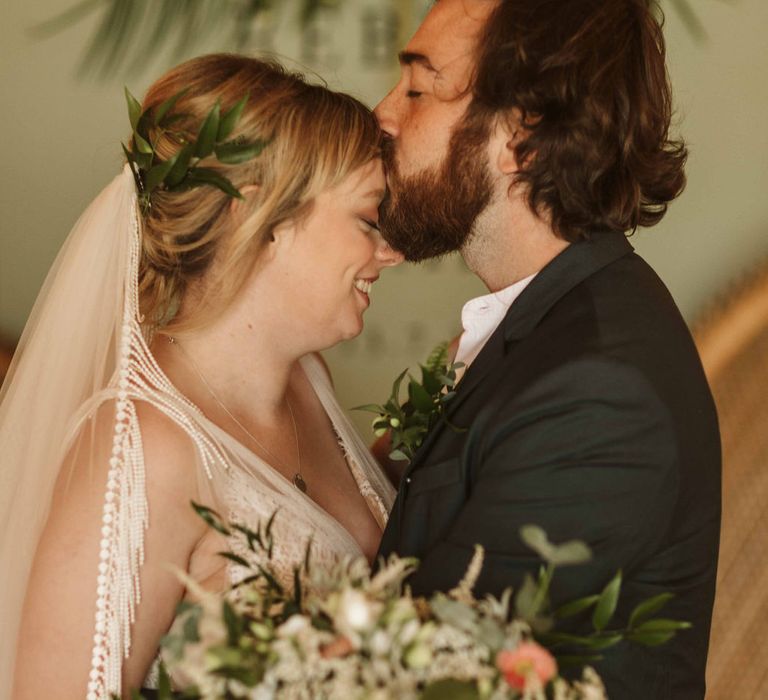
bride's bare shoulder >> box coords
[15,399,209,698]
[62,397,203,501]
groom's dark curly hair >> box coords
[468,0,686,242]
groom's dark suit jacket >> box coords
[377,232,721,699]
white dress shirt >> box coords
[454,273,537,375]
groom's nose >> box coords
[374,89,399,139]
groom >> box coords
[375,1,721,698]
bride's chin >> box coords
[336,318,366,344]
[308,324,363,353]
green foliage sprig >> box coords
[122,87,267,213]
[517,526,692,665]
[355,341,464,463]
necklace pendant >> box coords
[293,473,307,493]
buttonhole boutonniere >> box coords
[354,342,464,463]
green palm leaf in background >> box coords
[30,0,341,78]
[30,0,733,79]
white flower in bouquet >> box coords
[276,614,309,638]
[331,588,382,642]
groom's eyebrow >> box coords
[398,51,437,73]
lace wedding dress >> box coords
[135,352,395,690]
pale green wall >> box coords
[1,0,767,437]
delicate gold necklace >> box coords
[168,336,307,493]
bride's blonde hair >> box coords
[135,53,382,333]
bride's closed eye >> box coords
[359,217,380,233]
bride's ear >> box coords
[269,219,296,248]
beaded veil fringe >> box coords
[86,195,229,700]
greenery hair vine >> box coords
[122,87,268,213]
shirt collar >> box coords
[454,272,537,369]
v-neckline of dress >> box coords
[162,353,384,557]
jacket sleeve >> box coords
[406,357,680,604]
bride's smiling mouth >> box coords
[353,277,377,301]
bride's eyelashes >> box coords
[359,217,381,233]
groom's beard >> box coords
[379,118,493,263]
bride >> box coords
[0,54,402,699]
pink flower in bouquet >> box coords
[496,642,557,690]
[321,635,355,659]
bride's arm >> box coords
[13,402,209,699]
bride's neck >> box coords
[155,307,304,424]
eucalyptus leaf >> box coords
[182,610,200,643]
[556,653,605,668]
[124,86,142,130]
[195,100,221,158]
[520,524,556,562]
[154,86,189,125]
[218,92,250,141]
[186,167,242,199]
[631,618,692,633]
[222,599,243,645]
[420,365,442,395]
[352,403,385,414]
[549,539,592,566]
[157,661,173,700]
[542,630,621,651]
[628,592,675,628]
[477,617,506,650]
[555,594,600,619]
[583,633,623,650]
[144,154,178,193]
[133,150,152,171]
[391,368,408,404]
[215,138,268,164]
[592,570,622,631]
[626,630,676,646]
[431,595,479,635]
[257,564,284,594]
[514,572,539,620]
[409,379,434,413]
[208,644,245,668]
[165,143,194,187]
[403,425,426,441]
[192,501,231,535]
[293,566,303,606]
[134,131,153,155]
[217,551,251,569]
[541,631,597,647]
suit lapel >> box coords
[402,232,634,479]
[402,325,507,475]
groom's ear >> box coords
[491,110,526,176]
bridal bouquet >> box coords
[148,507,689,700]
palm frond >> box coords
[31,0,723,80]
[27,0,104,38]
[667,0,708,40]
